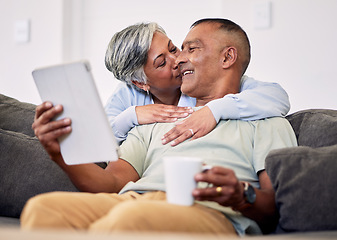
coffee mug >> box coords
[163,156,204,206]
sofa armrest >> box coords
[0,94,36,137]
[265,145,337,233]
[0,129,79,218]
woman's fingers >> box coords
[136,104,193,124]
[161,106,216,146]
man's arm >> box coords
[33,102,139,193]
[232,171,278,233]
[192,168,277,234]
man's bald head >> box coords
[191,18,251,76]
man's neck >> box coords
[152,88,182,105]
[195,75,241,107]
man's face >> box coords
[177,23,225,99]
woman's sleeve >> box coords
[104,84,139,145]
[206,76,290,123]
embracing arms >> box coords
[162,76,290,146]
[106,78,289,146]
[105,83,193,145]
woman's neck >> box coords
[151,88,181,106]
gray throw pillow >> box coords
[0,94,36,137]
[265,145,337,232]
[0,129,79,218]
[286,109,337,148]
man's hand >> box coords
[192,166,244,207]
[32,102,72,159]
[135,104,193,125]
[193,167,278,233]
[161,106,217,146]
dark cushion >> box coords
[0,94,36,137]
[0,129,79,218]
[286,109,337,148]
[265,144,337,233]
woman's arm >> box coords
[105,82,192,144]
[162,76,290,146]
[206,76,290,122]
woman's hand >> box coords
[135,104,193,125]
[161,106,217,146]
[192,166,244,208]
[32,102,72,159]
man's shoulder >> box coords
[219,117,292,132]
[247,117,291,128]
[255,116,289,124]
[130,122,175,138]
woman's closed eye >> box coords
[170,46,178,53]
[158,60,166,68]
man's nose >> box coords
[175,51,186,67]
[170,52,180,70]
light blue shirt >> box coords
[105,76,290,144]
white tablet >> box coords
[32,61,119,165]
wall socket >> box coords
[14,19,30,43]
[253,1,272,29]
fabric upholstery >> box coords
[286,109,337,148]
[0,128,79,218]
[266,145,337,232]
[0,94,36,137]
[0,94,79,218]
[266,109,337,233]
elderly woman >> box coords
[104,22,290,145]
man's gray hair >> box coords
[105,22,166,86]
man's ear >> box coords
[131,80,149,92]
[222,47,237,69]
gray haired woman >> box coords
[104,22,290,145]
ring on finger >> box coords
[189,129,194,135]
[216,186,223,196]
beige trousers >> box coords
[21,191,237,235]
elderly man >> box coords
[21,18,297,236]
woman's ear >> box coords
[131,80,149,92]
[222,47,237,69]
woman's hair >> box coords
[105,22,166,86]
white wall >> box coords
[1,0,337,114]
[0,0,64,104]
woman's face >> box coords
[143,32,182,94]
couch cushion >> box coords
[0,94,36,137]
[0,129,79,218]
[286,109,337,148]
[265,144,337,232]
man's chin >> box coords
[181,85,195,97]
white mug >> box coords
[163,156,203,206]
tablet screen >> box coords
[32,61,119,165]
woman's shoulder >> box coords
[178,94,196,107]
[106,81,150,106]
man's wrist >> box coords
[232,182,256,212]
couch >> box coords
[1,93,337,234]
